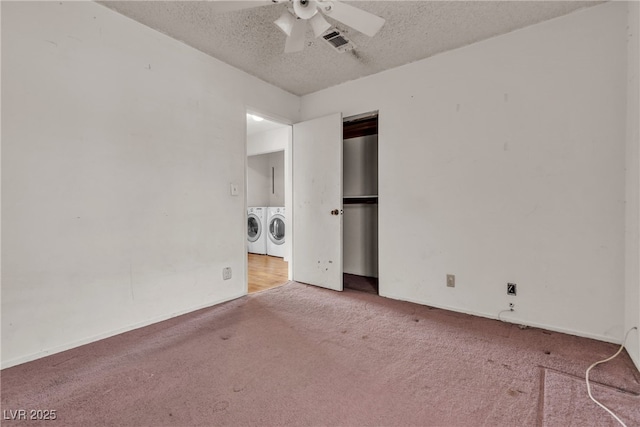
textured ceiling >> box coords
[99,1,602,96]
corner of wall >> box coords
[625,0,640,371]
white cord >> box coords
[585,326,638,427]
[497,307,514,322]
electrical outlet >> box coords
[509,302,515,311]
[222,267,232,280]
[507,283,517,296]
[447,274,455,288]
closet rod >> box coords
[343,196,378,205]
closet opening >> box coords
[342,112,379,295]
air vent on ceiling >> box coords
[322,29,355,53]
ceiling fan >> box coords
[270,0,386,53]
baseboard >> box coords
[379,290,622,345]
[1,292,246,370]
[631,349,640,372]
[624,331,640,372]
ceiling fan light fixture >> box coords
[309,13,331,38]
[293,0,318,20]
[274,10,296,36]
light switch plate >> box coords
[230,183,239,196]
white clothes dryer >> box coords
[247,207,267,255]
[267,207,286,258]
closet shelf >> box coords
[343,195,378,205]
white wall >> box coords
[247,127,289,156]
[302,2,629,343]
[1,1,300,368]
[268,151,285,207]
[246,152,284,207]
[625,1,640,370]
[247,155,270,207]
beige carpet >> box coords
[541,368,640,427]
[2,282,639,426]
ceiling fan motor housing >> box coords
[275,0,383,53]
[293,0,318,20]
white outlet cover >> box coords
[446,274,455,287]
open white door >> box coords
[293,113,343,291]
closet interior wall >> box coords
[343,115,379,280]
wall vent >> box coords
[322,29,355,53]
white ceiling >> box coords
[99,1,602,96]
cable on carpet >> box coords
[585,326,638,427]
[497,308,528,329]
[497,309,510,322]
[497,307,513,322]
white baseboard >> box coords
[1,292,246,370]
[379,290,622,345]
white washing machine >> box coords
[247,207,267,255]
[267,207,286,258]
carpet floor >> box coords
[343,274,378,295]
[1,281,639,426]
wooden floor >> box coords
[248,253,289,293]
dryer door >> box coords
[247,214,261,242]
[269,215,285,245]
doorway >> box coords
[246,111,292,293]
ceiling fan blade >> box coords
[275,10,297,36]
[320,0,385,37]
[309,13,331,38]
[284,18,307,53]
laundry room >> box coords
[247,150,286,253]
[246,114,292,293]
